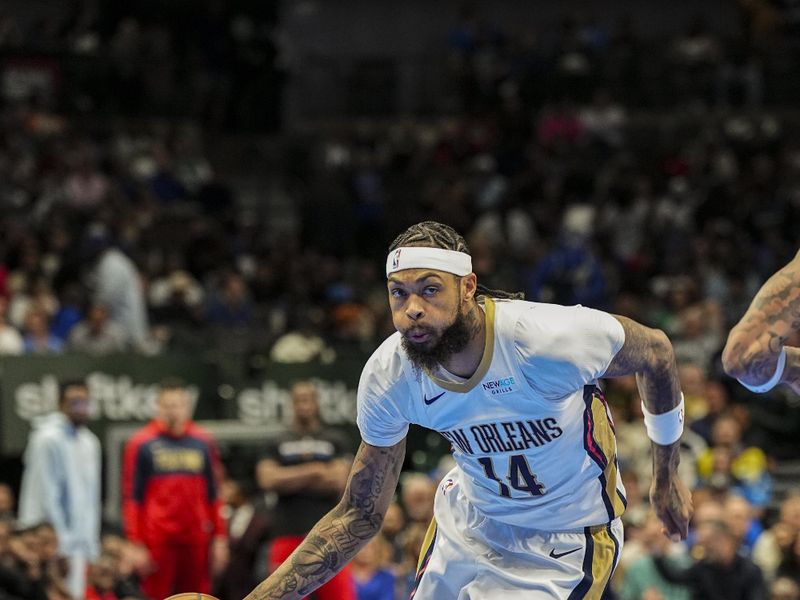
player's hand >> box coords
[210,537,229,577]
[650,474,693,542]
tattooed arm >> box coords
[244,439,406,600]
[604,316,692,540]
[722,250,800,393]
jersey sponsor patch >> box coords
[481,376,516,396]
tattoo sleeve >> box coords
[245,439,406,600]
[722,251,800,386]
[604,315,682,482]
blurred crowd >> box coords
[0,2,799,599]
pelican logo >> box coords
[392,249,402,270]
[441,478,455,495]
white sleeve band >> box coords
[641,394,685,446]
[736,347,787,393]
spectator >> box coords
[658,519,768,600]
[394,523,428,600]
[122,379,228,599]
[619,512,691,600]
[8,279,59,332]
[49,284,84,342]
[86,230,151,352]
[255,381,354,600]
[18,378,101,599]
[0,296,23,355]
[724,494,764,557]
[1,523,50,600]
[269,307,336,364]
[697,413,772,509]
[777,531,800,588]
[205,272,254,328]
[579,89,627,148]
[400,473,436,529]
[214,479,271,600]
[98,531,147,600]
[63,154,110,210]
[21,308,63,354]
[690,379,730,446]
[68,303,129,354]
[754,493,800,583]
[351,535,395,600]
[85,554,119,600]
[380,502,406,565]
[671,301,725,371]
[525,205,608,309]
[771,577,800,600]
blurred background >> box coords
[1,0,800,598]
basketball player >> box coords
[722,249,800,395]
[245,221,692,600]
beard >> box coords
[401,305,474,374]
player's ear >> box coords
[461,273,477,302]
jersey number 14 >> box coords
[478,455,545,497]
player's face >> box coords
[157,388,191,433]
[61,385,91,426]
[292,384,319,424]
[388,269,474,370]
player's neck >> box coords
[440,301,485,379]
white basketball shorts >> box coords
[409,467,623,599]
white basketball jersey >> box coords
[357,297,628,531]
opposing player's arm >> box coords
[603,315,691,540]
[245,438,406,600]
[722,249,800,393]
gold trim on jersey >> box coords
[425,296,496,393]
[589,396,626,518]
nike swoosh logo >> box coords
[549,547,581,559]
[423,392,446,405]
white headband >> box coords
[386,247,472,277]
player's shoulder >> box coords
[496,299,620,349]
[493,298,571,335]
[499,299,613,329]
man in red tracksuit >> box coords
[123,379,228,599]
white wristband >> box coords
[641,394,685,446]
[737,347,787,393]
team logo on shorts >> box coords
[441,478,455,495]
[392,249,402,270]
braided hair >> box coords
[388,221,524,300]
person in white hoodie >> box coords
[18,378,101,600]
